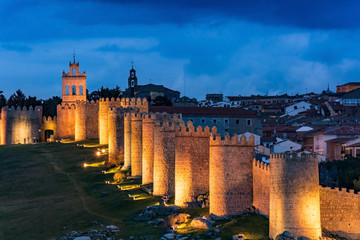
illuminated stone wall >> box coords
[153,120,177,196]
[107,106,125,167]
[252,159,270,216]
[99,97,149,145]
[174,121,213,207]
[41,116,57,141]
[75,100,87,141]
[130,112,143,177]
[320,186,360,239]
[123,112,132,169]
[57,103,76,139]
[0,108,7,145]
[269,153,322,239]
[209,133,254,216]
[142,112,182,185]
[1,106,42,144]
[98,98,122,144]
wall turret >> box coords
[153,120,178,196]
[107,106,125,166]
[209,132,254,216]
[142,112,182,185]
[130,112,143,177]
[174,121,214,207]
[269,153,322,239]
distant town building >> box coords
[122,66,180,102]
[336,82,360,93]
[149,106,262,136]
[206,93,223,103]
[341,88,360,106]
[283,101,313,117]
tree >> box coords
[87,86,122,101]
[0,91,6,109]
[151,96,173,106]
[7,89,26,108]
[354,176,360,191]
[42,96,62,117]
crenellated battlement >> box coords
[210,133,255,146]
[75,100,99,106]
[108,106,125,114]
[253,159,270,171]
[121,97,148,106]
[175,121,215,137]
[320,185,359,196]
[99,97,122,103]
[270,152,317,161]
[130,112,143,119]
[43,116,57,122]
[155,120,178,132]
[57,103,76,110]
[5,105,42,113]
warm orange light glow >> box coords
[102,149,106,153]
[83,163,87,167]
[96,151,101,156]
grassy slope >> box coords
[0,141,268,240]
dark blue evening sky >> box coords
[1,0,360,99]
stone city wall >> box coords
[1,106,43,144]
[41,116,57,141]
[269,153,322,240]
[174,121,214,207]
[57,103,76,139]
[130,112,143,177]
[209,133,254,216]
[320,186,360,239]
[107,106,125,167]
[252,159,270,216]
[153,120,177,196]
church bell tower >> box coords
[128,63,138,89]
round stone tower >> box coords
[153,120,177,196]
[130,112,143,177]
[174,121,213,207]
[209,133,254,216]
[107,106,124,167]
[99,97,122,145]
[123,112,132,169]
[269,153,321,239]
[142,113,157,184]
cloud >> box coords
[96,44,121,52]
[1,43,32,52]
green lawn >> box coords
[0,140,268,240]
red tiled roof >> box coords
[149,106,257,117]
[262,125,299,132]
[323,126,360,135]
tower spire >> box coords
[131,60,134,69]
[73,49,76,63]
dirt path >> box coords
[40,147,118,223]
